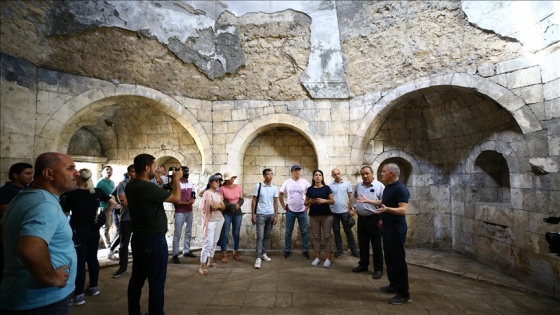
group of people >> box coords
[0,151,412,315]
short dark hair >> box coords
[133,154,155,174]
[103,165,113,170]
[127,164,135,173]
[262,168,273,176]
[8,162,33,181]
[360,165,373,173]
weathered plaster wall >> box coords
[4,1,555,100]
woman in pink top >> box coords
[198,175,225,276]
[218,171,244,262]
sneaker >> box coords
[107,250,116,260]
[334,251,342,257]
[379,285,397,294]
[172,255,180,264]
[69,294,85,306]
[84,287,100,296]
[254,258,262,269]
[303,251,310,260]
[112,268,126,278]
[351,252,360,258]
[283,251,291,259]
[262,254,272,262]
[183,251,197,258]
[323,258,331,268]
[389,294,412,305]
[311,258,321,267]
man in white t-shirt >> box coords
[279,165,311,259]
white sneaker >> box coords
[262,254,272,262]
[311,258,321,267]
[254,258,262,269]
[323,258,331,268]
[107,250,116,260]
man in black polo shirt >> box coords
[376,163,411,305]
[125,154,181,315]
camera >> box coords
[163,166,189,191]
[167,166,189,179]
[544,216,560,256]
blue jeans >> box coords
[74,227,100,295]
[172,212,194,255]
[332,212,358,254]
[284,211,309,253]
[219,213,242,252]
[128,234,168,315]
[255,214,274,258]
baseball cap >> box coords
[290,164,302,171]
[208,174,222,183]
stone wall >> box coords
[1,1,559,297]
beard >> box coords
[148,171,156,180]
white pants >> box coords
[201,218,225,264]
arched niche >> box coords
[473,150,511,203]
[39,84,211,171]
[351,73,542,166]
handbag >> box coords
[93,189,106,228]
[252,183,262,225]
[348,215,356,228]
[94,210,107,229]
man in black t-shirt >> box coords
[125,154,181,315]
[0,162,33,283]
[0,162,33,215]
[375,163,411,305]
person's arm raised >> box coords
[165,170,182,203]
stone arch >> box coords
[225,113,331,176]
[350,73,542,165]
[39,84,211,168]
[465,140,521,175]
[372,150,420,186]
[152,150,187,167]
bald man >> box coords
[329,168,359,258]
[1,152,79,314]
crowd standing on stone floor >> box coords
[0,152,411,314]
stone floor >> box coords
[69,248,560,315]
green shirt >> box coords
[95,178,115,208]
[125,179,171,235]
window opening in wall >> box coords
[473,150,511,203]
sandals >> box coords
[233,254,242,261]
[198,268,208,276]
[212,263,221,268]
[221,253,228,263]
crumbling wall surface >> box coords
[0,1,312,100]
[0,1,536,101]
[337,1,524,95]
